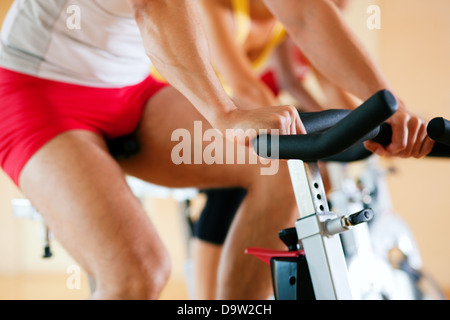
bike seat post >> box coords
[288,159,353,300]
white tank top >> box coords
[0,0,151,87]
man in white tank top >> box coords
[0,0,433,300]
[1,0,149,86]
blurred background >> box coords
[0,0,449,300]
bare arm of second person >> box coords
[264,0,434,158]
[126,0,305,143]
[197,0,278,108]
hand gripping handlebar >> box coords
[253,90,398,161]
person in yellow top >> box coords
[197,0,323,111]
[152,0,354,110]
[192,0,355,299]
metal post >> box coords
[288,160,353,300]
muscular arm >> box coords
[197,0,277,108]
[265,0,388,101]
[272,38,324,112]
[264,0,434,157]
[127,0,304,141]
[127,0,236,128]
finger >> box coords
[294,111,306,135]
[410,123,428,158]
[290,114,296,135]
[279,107,293,135]
[363,140,378,153]
[386,118,408,155]
[418,136,435,158]
[364,140,389,157]
[285,105,303,135]
[397,117,420,158]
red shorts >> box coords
[0,67,168,186]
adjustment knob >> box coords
[348,209,374,226]
[326,208,375,236]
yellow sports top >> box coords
[151,0,286,85]
[231,0,286,73]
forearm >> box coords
[272,39,323,111]
[230,76,277,108]
[197,0,276,108]
[313,68,359,109]
[283,79,323,112]
[128,0,237,128]
[264,0,392,103]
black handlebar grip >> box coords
[322,90,397,144]
[300,109,351,133]
[254,90,398,161]
[371,122,392,147]
[427,117,450,146]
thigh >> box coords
[119,86,261,189]
[19,130,168,294]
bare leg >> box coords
[19,131,171,299]
[216,161,297,299]
[120,87,299,299]
[119,90,256,189]
[191,239,222,300]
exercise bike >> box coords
[246,90,450,300]
[325,155,446,300]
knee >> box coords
[247,163,298,214]
[94,248,172,300]
[136,250,172,300]
[250,161,294,195]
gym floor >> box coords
[0,275,188,300]
[1,0,450,300]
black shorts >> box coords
[194,188,247,245]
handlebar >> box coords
[254,90,398,161]
[300,109,350,133]
[254,91,450,162]
[352,123,450,159]
[427,117,450,146]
